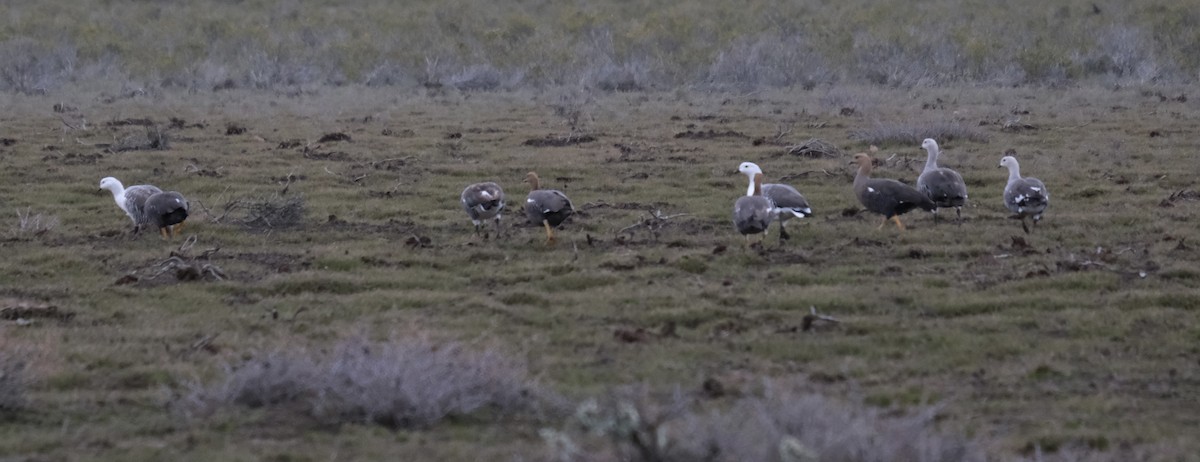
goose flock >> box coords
[99,138,1046,244]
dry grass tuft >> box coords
[11,208,58,237]
[173,337,549,428]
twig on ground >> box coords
[802,306,840,331]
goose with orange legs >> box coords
[850,152,935,231]
[523,172,573,245]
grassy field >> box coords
[1,83,1199,461]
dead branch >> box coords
[617,210,690,236]
[801,306,840,331]
[785,138,840,158]
[778,170,834,182]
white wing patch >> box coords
[526,198,535,203]
[1030,187,1041,192]
[867,187,876,193]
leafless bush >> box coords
[0,352,28,414]
[12,208,59,237]
[0,38,75,94]
[239,194,305,230]
[173,338,548,428]
[706,33,836,90]
[109,126,170,152]
[544,381,982,462]
[1083,26,1166,85]
[850,120,989,145]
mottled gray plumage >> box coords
[98,176,162,232]
[917,138,969,222]
[738,162,812,241]
[523,172,574,243]
[142,191,189,238]
[851,153,936,231]
[461,182,505,236]
[733,172,773,242]
[733,195,773,237]
[1000,155,1049,234]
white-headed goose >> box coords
[851,153,936,231]
[737,162,812,241]
[461,182,505,238]
[98,177,162,233]
[523,172,573,244]
[999,154,1049,234]
[917,138,968,223]
[733,172,773,244]
[142,191,189,239]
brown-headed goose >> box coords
[850,153,935,231]
[999,154,1049,234]
[733,172,773,244]
[523,172,574,244]
[461,182,505,238]
[98,177,162,233]
[142,191,189,239]
[738,162,812,241]
[917,138,968,223]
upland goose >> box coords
[917,138,968,223]
[733,172,773,243]
[523,172,573,244]
[999,155,1049,234]
[850,153,936,231]
[738,162,812,241]
[98,177,162,233]
[142,191,189,239]
[461,182,505,237]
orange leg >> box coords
[543,220,556,245]
[892,216,907,231]
[876,216,888,230]
[159,227,169,240]
[174,220,185,237]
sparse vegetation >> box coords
[546,381,982,462]
[174,337,547,428]
[0,10,1198,458]
[11,208,58,237]
[0,0,1197,94]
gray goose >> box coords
[523,172,573,244]
[917,138,968,223]
[460,182,505,237]
[850,153,936,231]
[738,162,812,241]
[999,154,1049,234]
[98,177,162,233]
[733,172,773,244]
[142,191,189,239]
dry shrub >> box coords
[545,382,982,462]
[109,126,170,152]
[174,338,548,428]
[239,194,305,230]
